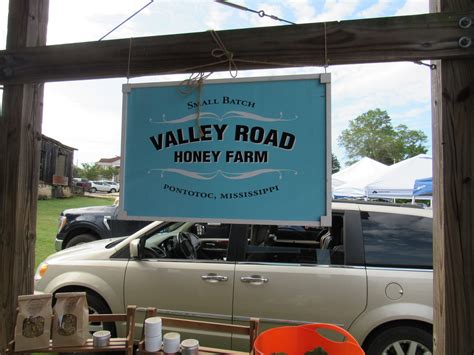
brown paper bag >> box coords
[14,294,53,351]
[52,292,89,347]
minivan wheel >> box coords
[365,326,433,355]
[65,233,97,248]
[86,292,117,337]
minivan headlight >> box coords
[34,262,48,281]
[58,215,67,232]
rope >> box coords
[178,72,212,136]
[136,27,331,133]
[177,30,239,135]
[210,30,238,78]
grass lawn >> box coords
[36,196,115,268]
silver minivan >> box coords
[35,201,433,354]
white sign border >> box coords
[118,74,332,226]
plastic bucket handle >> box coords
[299,323,360,346]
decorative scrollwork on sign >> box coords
[149,111,298,124]
[147,168,297,180]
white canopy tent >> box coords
[365,154,432,199]
[332,157,388,198]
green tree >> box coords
[102,166,119,180]
[79,163,102,180]
[392,124,428,162]
[338,109,428,165]
[332,154,341,173]
[73,165,83,178]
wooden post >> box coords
[0,0,48,351]
[431,0,474,354]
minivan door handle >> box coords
[201,273,228,283]
[240,275,269,284]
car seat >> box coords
[247,225,280,262]
[321,216,343,250]
[250,225,271,245]
[319,230,333,249]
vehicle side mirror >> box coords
[130,239,140,259]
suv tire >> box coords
[65,233,98,248]
[109,188,117,193]
[365,325,432,355]
[90,187,97,193]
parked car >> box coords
[89,180,118,193]
[55,203,150,249]
[36,201,433,354]
[98,180,120,191]
[72,177,92,190]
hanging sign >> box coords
[119,74,331,226]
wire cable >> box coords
[215,0,296,25]
[99,0,154,41]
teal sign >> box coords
[120,75,331,226]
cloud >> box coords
[42,79,124,164]
[1,0,433,165]
[205,3,234,29]
[329,61,431,159]
[315,0,362,22]
[46,0,146,44]
[285,0,317,24]
[357,0,391,18]
[0,0,9,49]
[395,0,429,16]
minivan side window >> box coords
[243,215,345,265]
[143,223,231,261]
[361,212,432,268]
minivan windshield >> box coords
[159,222,185,233]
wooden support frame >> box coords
[0,0,48,351]
[0,0,473,354]
[0,11,473,84]
[431,2,474,355]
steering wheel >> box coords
[174,232,201,259]
[143,241,169,259]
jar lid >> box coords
[164,332,180,341]
[181,338,199,349]
[93,330,111,340]
[145,317,162,325]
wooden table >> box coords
[137,307,258,355]
[6,306,136,354]
[137,345,249,354]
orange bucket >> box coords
[253,323,365,355]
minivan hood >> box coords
[44,238,116,263]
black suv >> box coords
[55,203,151,250]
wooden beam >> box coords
[431,0,474,354]
[0,0,48,352]
[1,11,473,84]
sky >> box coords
[0,0,432,166]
